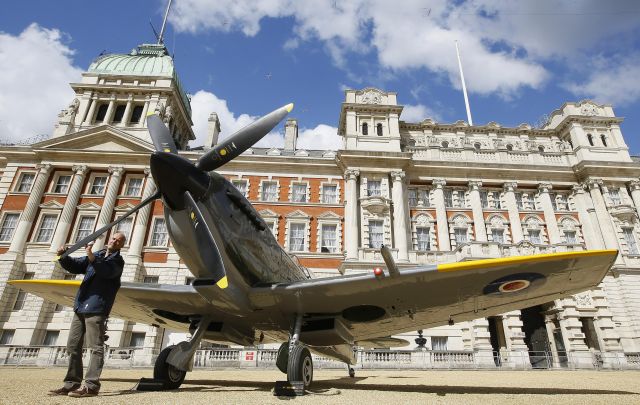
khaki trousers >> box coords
[63,313,107,391]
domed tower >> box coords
[52,43,194,150]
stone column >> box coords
[76,91,93,126]
[344,169,360,260]
[432,179,451,251]
[537,183,561,244]
[84,95,98,124]
[9,164,52,254]
[586,178,619,250]
[49,165,89,252]
[628,180,640,221]
[92,167,124,251]
[390,171,409,262]
[102,95,116,125]
[127,170,156,260]
[139,96,151,128]
[503,182,524,243]
[468,180,487,242]
[121,95,133,126]
[571,184,603,249]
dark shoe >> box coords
[68,385,99,397]
[48,385,79,396]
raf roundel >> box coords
[483,272,546,296]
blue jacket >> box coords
[59,249,124,315]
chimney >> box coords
[205,112,221,149]
[284,118,298,151]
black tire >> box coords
[349,367,355,378]
[154,345,187,390]
[276,342,289,374]
[287,345,313,388]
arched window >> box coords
[506,144,513,151]
[474,142,481,150]
[538,145,545,153]
[441,141,449,148]
[600,134,607,147]
[376,123,383,136]
[362,122,368,135]
[587,134,594,146]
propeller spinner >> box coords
[58,103,294,290]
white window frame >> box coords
[0,212,21,243]
[320,182,340,204]
[523,216,547,245]
[86,173,108,196]
[411,213,437,251]
[609,188,622,206]
[112,214,134,246]
[32,212,59,243]
[485,214,511,245]
[285,211,311,252]
[409,188,430,207]
[287,222,308,252]
[289,181,309,203]
[368,219,384,249]
[431,336,448,351]
[42,330,59,346]
[259,180,280,202]
[367,179,382,197]
[259,209,279,239]
[622,227,639,255]
[316,212,342,253]
[232,178,249,198]
[148,217,169,247]
[13,170,36,193]
[129,332,146,347]
[122,175,144,197]
[50,172,73,194]
[72,214,97,243]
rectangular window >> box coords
[556,194,568,211]
[291,183,307,202]
[0,330,14,345]
[550,193,558,211]
[367,180,381,197]
[564,231,577,244]
[408,189,418,207]
[0,213,19,242]
[75,216,95,242]
[322,184,338,204]
[261,181,278,202]
[232,180,248,197]
[13,272,34,311]
[321,224,337,253]
[528,229,541,244]
[417,190,429,206]
[125,177,143,196]
[480,191,489,209]
[454,190,465,208]
[112,104,126,123]
[89,176,107,195]
[130,105,144,124]
[143,276,159,284]
[515,193,524,210]
[43,330,59,346]
[493,192,502,209]
[431,336,448,351]
[53,175,71,194]
[150,218,168,246]
[265,220,276,236]
[129,332,146,347]
[114,216,133,241]
[95,103,108,122]
[623,228,639,255]
[35,214,57,243]
[454,228,468,244]
[610,189,621,206]
[444,189,453,208]
[416,227,430,251]
[368,220,384,248]
[289,223,306,251]
[17,173,35,192]
[492,229,505,244]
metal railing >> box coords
[1,346,638,371]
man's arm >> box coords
[91,254,124,280]
[58,255,89,274]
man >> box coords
[49,232,126,398]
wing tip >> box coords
[285,103,294,113]
[216,276,228,289]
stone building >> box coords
[0,41,639,369]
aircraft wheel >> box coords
[154,345,187,390]
[349,367,355,378]
[276,342,289,374]
[287,345,313,389]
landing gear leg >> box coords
[286,314,313,389]
[348,365,355,378]
[152,316,212,390]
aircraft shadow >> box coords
[100,376,636,396]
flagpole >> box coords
[158,0,173,45]
[455,40,473,126]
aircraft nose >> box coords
[150,152,210,210]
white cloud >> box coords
[297,124,341,150]
[0,24,82,142]
[400,104,441,123]
[564,55,640,106]
[171,0,640,100]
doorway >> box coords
[521,305,551,368]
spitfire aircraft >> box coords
[10,103,617,391]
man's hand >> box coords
[85,242,95,262]
[56,246,67,256]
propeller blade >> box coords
[147,114,178,154]
[58,190,161,260]
[196,103,293,172]
[183,191,227,289]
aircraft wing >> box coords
[249,250,617,342]
[7,280,211,332]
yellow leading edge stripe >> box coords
[216,276,228,289]
[437,249,618,273]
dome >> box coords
[88,44,174,76]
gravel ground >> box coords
[0,367,638,404]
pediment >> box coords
[77,202,102,211]
[33,125,155,153]
[266,148,281,156]
[317,211,342,220]
[115,203,136,211]
[286,209,310,219]
[40,200,64,209]
[259,209,278,218]
[294,149,309,157]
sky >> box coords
[0,0,639,153]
